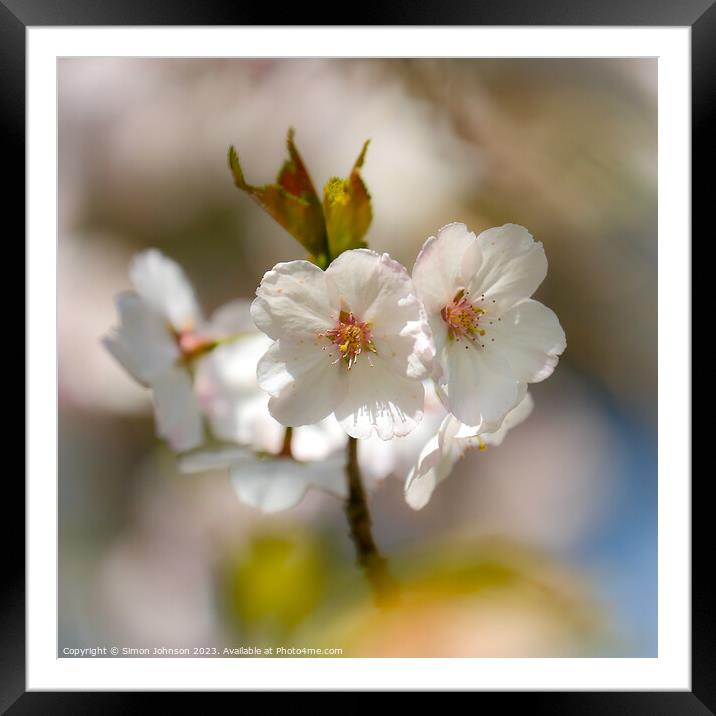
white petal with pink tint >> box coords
[442,337,521,426]
[151,364,204,452]
[105,250,221,453]
[413,222,565,428]
[485,299,566,384]
[251,249,432,439]
[130,249,202,331]
[258,339,348,426]
[334,357,424,440]
[205,298,257,336]
[251,260,335,341]
[359,380,446,484]
[412,223,481,316]
[103,292,178,385]
[466,224,548,315]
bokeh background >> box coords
[58,58,657,658]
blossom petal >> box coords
[151,365,204,452]
[200,333,271,396]
[482,391,534,447]
[441,341,521,426]
[359,380,447,484]
[412,223,480,316]
[130,249,202,330]
[258,340,347,426]
[453,383,528,437]
[324,249,434,379]
[489,299,566,383]
[178,447,253,473]
[406,391,534,511]
[103,292,178,385]
[234,462,308,513]
[404,434,441,510]
[376,314,435,381]
[207,299,256,336]
[452,390,534,451]
[404,414,462,510]
[334,357,424,440]
[466,224,548,314]
[436,411,468,448]
[292,419,348,462]
[231,452,346,513]
[202,381,278,449]
[181,449,323,513]
[251,260,335,341]
[195,333,277,445]
[326,249,414,328]
[303,451,348,497]
[358,434,399,484]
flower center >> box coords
[321,310,376,370]
[174,327,218,363]
[441,289,485,342]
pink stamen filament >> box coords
[441,289,485,342]
[321,310,377,370]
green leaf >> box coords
[323,140,372,259]
[228,129,329,264]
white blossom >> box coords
[251,249,434,440]
[103,249,208,451]
[413,223,565,426]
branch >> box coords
[344,437,397,605]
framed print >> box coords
[9,0,705,709]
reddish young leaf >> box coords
[228,130,329,265]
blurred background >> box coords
[58,58,657,658]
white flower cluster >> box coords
[105,223,565,512]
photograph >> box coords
[57,56,659,660]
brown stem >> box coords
[344,437,396,605]
[279,426,293,458]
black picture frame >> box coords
[6,1,704,710]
